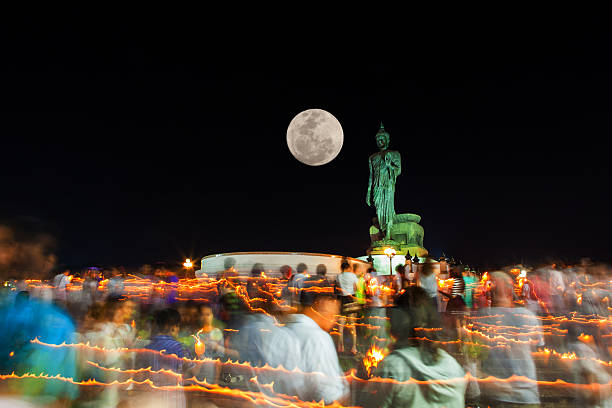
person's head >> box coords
[182,300,201,325]
[224,257,236,271]
[251,263,264,277]
[279,264,292,279]
[489,271,514,307]
[450,266,463,280]
[155,308,181,337]
[304,293,340,332]
[421,259,436,276]
[389,286,441,364]
[354,264,365,277]
[201,304,214,327]
[315,264,327,276]
[296,263,308,274]
[340,261,351,272]
[140,264,152,275]
[375,124,390,150]
[395,264,406,275]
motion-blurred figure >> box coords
[359,286,466,408]
[107,267,125,298]
[336,260,359,355]
[52,265,71,305]
[216,257,237,280]
[283,288,348,404]
[134,308,197,408]
[563,322,612,407]
[0,292,78,405]
[475,271,542,406]
[416,259,440,316]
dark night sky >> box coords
[1,14,611,270]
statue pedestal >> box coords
[369,213,428,258]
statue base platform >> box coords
[368,213,429,258]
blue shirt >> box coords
[138,335,192,374]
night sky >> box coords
[1,15,611,270]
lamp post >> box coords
[183,258,194,278]
[384,247,396,276]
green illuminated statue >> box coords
[366,123,401,240]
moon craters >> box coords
[287,109,343,166]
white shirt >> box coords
[285,314,348,404]
[257,321,302,399]
[337,272,358,296]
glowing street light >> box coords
[384,247,396,276]
[183,258,193,268]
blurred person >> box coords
[304,263,329,285]
[405,257,415,284]
[548,264,566,316]
[392,264,405,291]
[0,291,78,405]
[76,301,123,407]
[164,269,180,305]
[107,267,125,298]
[80,268,100,314]
[563,322,612,407]
[578,263,609,317]
[116,298,137,349]
[416,258,440,315]
[336,260,359,355]
[246,262,265,299]
[365,267,388,344]
[193,304,224,384]
[279,264,292,280]
[286,262,308,306]
[531,267,552,315]
[216,257,237,280]
[178,300,202,337]
[134,308,197,408]
[228,288,280,378]
[292,262,308,287]
[359,286,466,408]
[282,288,349,404]
[196,304,224,359]
[279,264,294,305]
[52,265,71,304]
[77,297,137,407]
[439,266,467,341]
[462,268,477,309]
[520,272,542,315]
[475,271,542,406]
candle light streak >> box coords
[7,268,612,406]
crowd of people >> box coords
[1,256,612,407]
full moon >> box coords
[286,109,343,166]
